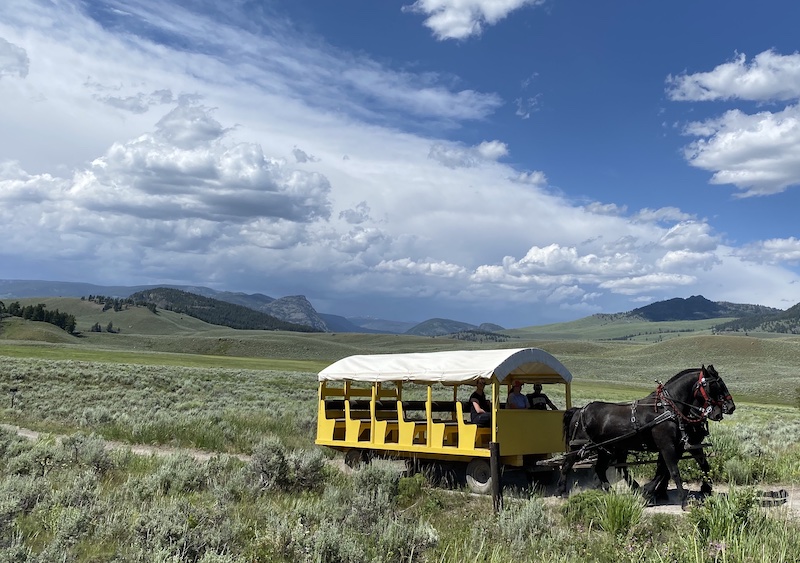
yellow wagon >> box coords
[315,347,573,493]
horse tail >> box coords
[563,407,581,443]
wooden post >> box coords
[490,441,502,512]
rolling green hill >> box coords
[127,288,319,332]
[505,316,735,342]
[3,297,800,404]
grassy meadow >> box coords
[1,300,800,561]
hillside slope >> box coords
[628,295,781,322]
[128,288,319,332]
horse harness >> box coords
[567,370,722,460]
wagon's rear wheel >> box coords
[344,449,368,469]
[466,458,492,494]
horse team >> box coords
[556,365,736,508]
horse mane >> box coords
[664,367,701,385]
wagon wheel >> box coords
[344,449,368,469]
[466,459,492,494]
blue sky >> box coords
[1,0,799,328]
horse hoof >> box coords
[700,483,713,495]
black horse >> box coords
[556,365,735,508]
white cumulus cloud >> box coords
[404,0,546,40]
[667,50,800,102]
[682,105,800,197]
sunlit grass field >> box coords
[2,304,800,562]
[1,351,799,562]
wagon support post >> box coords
[490,441,502,512]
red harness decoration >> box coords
[657,370,721,424]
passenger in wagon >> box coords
[527,383,558,410]
[506,380,529,409]
[469,378,492,427]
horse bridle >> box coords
[693,371,732,413]
[657,369,730,423]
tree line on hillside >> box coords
[128,287,320,332]
[449,330,512,342]
[714,302,800,334]
[0,301,77,334]
[83,295,158,314]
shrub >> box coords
[250,437,288,491]
[153,454,210,495]
[133,498,237,561]
[376,516,439,562]
[250,437,326,493]
[353,460,400,501]
[6,440,66,477]
[52,469,99,508]
[397,472,426,507]
[61,433,114,474]
[561,489,606,527]
[0,474,49,516]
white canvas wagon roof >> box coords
[318,348,572,385]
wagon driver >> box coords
[469,378,492,427]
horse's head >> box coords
[696,364,735,421]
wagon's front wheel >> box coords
[466,459,492,494]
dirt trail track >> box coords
[3,423,797,517]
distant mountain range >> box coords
[1,280,797,335]
[0,279,418,334]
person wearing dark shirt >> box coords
[469,378,492,427]
[527,383,558,410]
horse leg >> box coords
[659,446,688,509]
[642,453,668,503]
[690,449,713,495]
[556,454,576,498]
[594,451,612,491]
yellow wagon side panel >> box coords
[495,409,566,456]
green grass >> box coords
[0,342,328,372]
[4,305,800,404]
[3,301,800,562]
